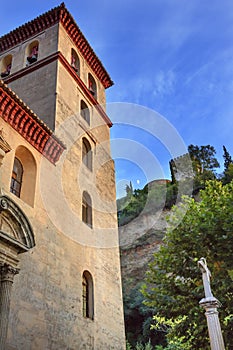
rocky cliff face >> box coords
[118,210,169,345]
[119,210,168,293]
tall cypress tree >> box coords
[223,145,232,171]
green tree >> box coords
[143,180,233,349]
[169,160,177,185]
[118,189,148,226]
[124,283,164,347]
[126,340,133,350]
[188,144,220,174]
[188,145,220,192]
[126,181,134,197]
[223,145,233,172]
[223,163,233,185]
[118,182,181,226]
[222,146,233,184]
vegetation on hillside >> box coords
[118,144,225,226]
[123,281,166,348]
[121,145,233,348]
[142,180,233,349]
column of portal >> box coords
[0,263,19,350]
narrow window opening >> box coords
[10,146,37,207]
[10,158,23,197]
[82,275,88,318]
[82,191,92,228]
[82,138,92,171]
[82,271,94,320]
[71,49,80,75]
[80,100,90,125]
[1,64,11,78]
[88,73,97,99]
[1,55,12,78]
[27,42,39,65]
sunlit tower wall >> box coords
[0,3,125,349]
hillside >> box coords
[120,210,168,293]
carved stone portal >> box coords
[0,195,35,350]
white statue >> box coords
[198,257,213,298]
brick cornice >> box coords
[3,51,113,127]
[0,80,65,164]
[0,3,113,89]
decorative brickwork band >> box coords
[0,264,19,350]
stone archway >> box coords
[0,195,35,350]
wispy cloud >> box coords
[152,70,176,97]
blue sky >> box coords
[1,0,233,197]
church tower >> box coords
[0,3,125,349]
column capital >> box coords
[200,296,221,307]
[0,263,19,283]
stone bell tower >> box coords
[0,3,125,349]
[0,2,113,131]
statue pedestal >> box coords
[199,297,225,350]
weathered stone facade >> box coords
[0,4,125,349]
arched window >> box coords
[80,100,90,125]
[10,146,37,207]
[10,158,23,197]
[82,137,92,171]
[71,48,80,76]
[82,191,92,228]
[82,271,94,320]
[88,73,97,99]
[26,41,39,65]
[1,54,12,78]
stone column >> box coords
[199,297,225,350]
[198,258,225,350]
[0,263,19,350]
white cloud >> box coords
[152,70,176,97]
